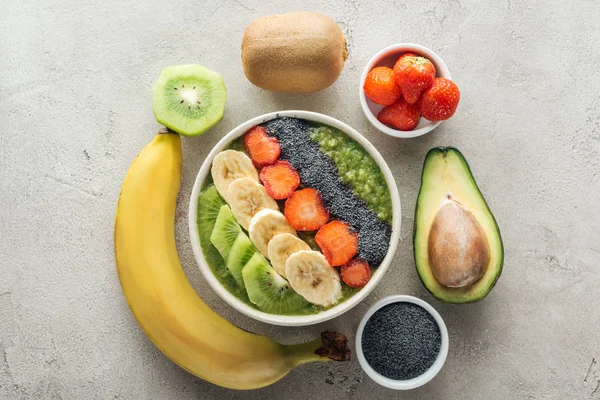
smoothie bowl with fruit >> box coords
[189,111,401,326]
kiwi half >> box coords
[152,64,226,136]
[242,253,310,315]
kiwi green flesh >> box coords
[152,64,226,137]
[197,186,252,305]
[242,253,310,315]
[226,233,256,289]
[210,205,241,261]
[197,185,226,239]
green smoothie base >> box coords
[309,124,393,223]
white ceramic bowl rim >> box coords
[188,110,402,326]
[355,295,449,390]
[359,43,452,139]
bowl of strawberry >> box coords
[359,43,460,138]
[189,110,402,326]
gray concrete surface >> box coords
[1,0,600,399]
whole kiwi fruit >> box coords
[241,11,348,93]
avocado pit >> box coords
[427,200,490,288]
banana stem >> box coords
[286,338,326,366]
[285,331,351,367]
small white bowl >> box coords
[355,295,449,390]
[359,43,451,139]
[188,110,402,326]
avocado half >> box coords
[413,147,504,303]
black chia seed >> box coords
[361,302,441,380]
[262,117,392,266]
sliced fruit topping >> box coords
[268,233,311,278]
[242,252,310,314]
[152,64,227,137]
[227,177,278,230]
[340,258,371,288]
[284,188,330,231]
[285,250,342,307]
[315,221,358,267]
[393,55,436,104]
[197,185,227,241]
[210,205,242,261]
[363,66,402,106]
[420,78,460,121]
[226,232,256,289]
[211,150,258,202]
[259,160,300,200]
[263,117,393,266]
[244,126,281,167]
[377,97,421,131]
[249,209,297,257]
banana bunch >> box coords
[114,130,350,390]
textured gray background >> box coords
[1,0,600,399]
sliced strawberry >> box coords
[259,160,300,200]
[340,258,371,288]
[244,126,281,167]
[284,188,329,231]
[315,221,358,267]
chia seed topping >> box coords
[262,117,392,266]
[362,302,441,380]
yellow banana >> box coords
[114,130,349,390]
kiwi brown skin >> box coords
[241,11,347,93]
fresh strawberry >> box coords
[377,97,421,131]
[244,126,281,167]
[340,258,371,288]
[284,188,329,230]
[363,67,402,106]
[315,221,358,267]
[393,55,436,104]
[420,78,460,121]
[259,160,300,200]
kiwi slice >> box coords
[226,233,256,289]
[242,253,310,315]
[197,185,227,240]
[152,64,227,136]
[210,205,241,261]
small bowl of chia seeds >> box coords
[356,295,449,390]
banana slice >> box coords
[227,177,279,230]
[211,150,258,201]
[249,209,296,257]
[267,233,311,278]
[285,250,342,307]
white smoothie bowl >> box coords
[188,110,401,326]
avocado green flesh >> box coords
[414,147,503,303]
